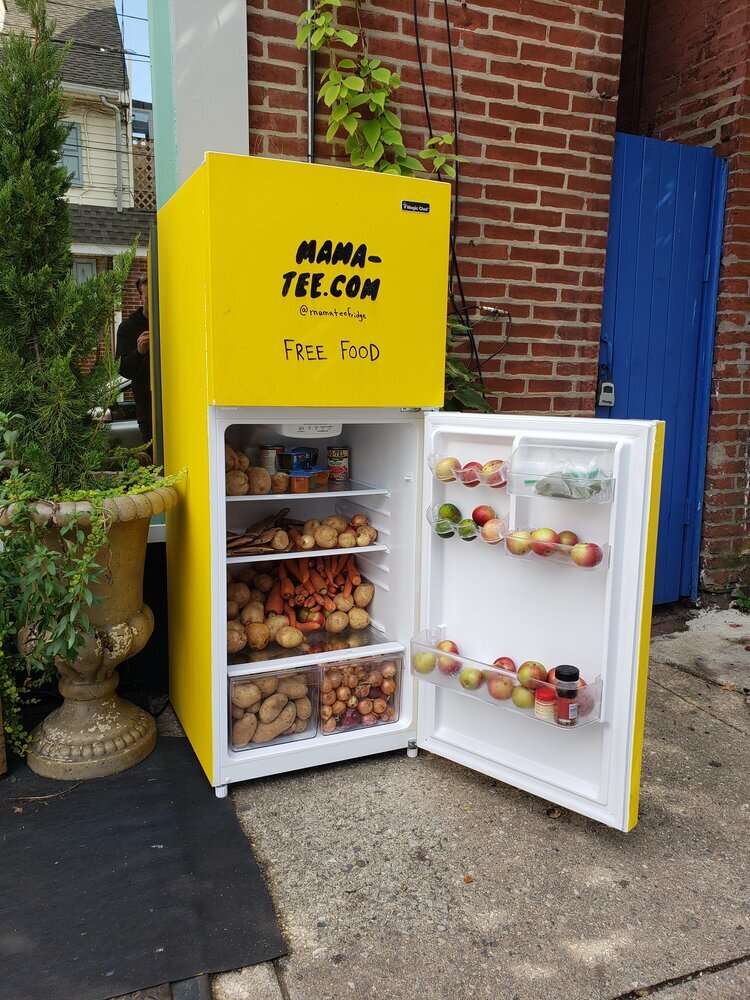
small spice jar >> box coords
[554,664,579,727]
[289,471,313,494]
[534,685,556,722]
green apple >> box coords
[438,503,462,523]
[435,519,455,539]
[435,457,460,482]
[457,518,478,541]
[511,685,534,709]
[459,666,483,690]
[413,652,436,674]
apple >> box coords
[487,675,514,700]
[472,504,496,526]
[460,461,482,487]
[557,529,579,550]
[438,502,462,523]
[517,660,546,689]
[457,518,478,541]
[511,685,535,710]
[505,529,532,556]
[570,542,604,568]
[480,518,505,545]
[577,678,595,716]
[436,639,461,675]
[493,656,517,674]
[413,651,436,674]
[459,666,483,690]
[530,527,559,557]
[481,460,506,488]
[435,457,460,482]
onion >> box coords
[322,717,337,733]
[368,671,383,687]
[321,705,333,721]
[381,661,398,679]
[336,686,352,701]
[321,691,336,706]
[361,713,377,726]
[380,678,396,696]
[332,700,346,716]
[372,698,387,715]
[357,698,373,716]
[321,679,333,694]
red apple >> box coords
[530,527,559,557]
[460,461,482,487]
[436,639,461,675]
[511,686,535,710]
[505,530,532,556]
[493,656,517,674]
[435,457,460,482]
[517,660,547,689]
[577,678,596,716]
[570,542,604,568]
[487,675,514,700]
[557,529,579,550]
[481,460,506,488]
[480,518,504,545]
[472,504,496,526]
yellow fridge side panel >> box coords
[203,153,451,409]
[157,167,216,783]
[627,420,665,831]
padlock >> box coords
[597,380,615,407]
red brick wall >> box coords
[247,0,626,415]
[621,0,750,591]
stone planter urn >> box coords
[5,487,179,780]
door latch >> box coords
[597,380,615,407]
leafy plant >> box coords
[444,318,493,413]
[732,586,750,614]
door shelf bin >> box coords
[503,528,609,572]
[425,503,507,543]
[428,452,507,489]
[320,654,402,735]
[507,445,615,503]
[410,630,602,728]
[230,666,319,751]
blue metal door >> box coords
[597,133,728,603]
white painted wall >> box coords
[65,96,134,210]
[170,0,249,186]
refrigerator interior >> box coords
[417,414,655,830]
[215,409,423,782]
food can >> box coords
[327,446,350,483]
[259,446,278,475]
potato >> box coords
[277,677,308,699]
[299,534,316,550]
[314,525,338,549]
[231,703,245,720]
[348,607,370,630]
[326,611,349,633]
[236,452,250,472]
[232,712,258,746]
[271,529,290,551]
[271,472,289,493]
[293,695,312,720]
[226,470,249,496]
[247,467,272,495]
[248,588,265,605]
[333,593,354,613]
[227,619,245,632]
[353,582,374,608]
[355,528,373,547]
[364,525,378,543]
[238,567,256,585]
[322,514,348,534]
[228,627,247,654]
[266,614,289,641]
[227,600,239,619]
[337,530,356,548]
[251,702,297,743]
[259,692,289,723]
[292,717,308,734]
[227,570,235,584]
[227,582,252,608]
[255,676,278,697]
[225,443,237,471]
[303,519,321,536]
[245,622,271,650]
[232,681,261,708]
[241,601,265,625]
[254,573,274,593]
[276,626,304,648]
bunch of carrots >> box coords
[263,554,361,632]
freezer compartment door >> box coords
[418,412,663,831]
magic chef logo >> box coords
[281,239,382,301]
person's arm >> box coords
[115,318,148,381]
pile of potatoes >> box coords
[225,442,289,496]
[296,513,378,551]
[231,672,315,748]
[319,659,399,735]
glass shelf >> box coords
[428,452,508,488]
[410,628,602,728]
[506,444,615,503]
[226,543,387,565]
[226,479,390,503]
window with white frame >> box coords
[62,122,83,186]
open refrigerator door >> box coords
[414,412,664,831]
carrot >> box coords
[309,568,327,594]
[289,527,304,548]
[283,600,298,628]
[333,574,345,587]
[286,561,304,583]
[348,555,361,586]
[304,595,317,608]
[321,595,336,613]
[278,564,294,600]
[297,620,322,633]
[298,558,310,583]
[265,583,283,616]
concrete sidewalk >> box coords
[215,608,750,1000]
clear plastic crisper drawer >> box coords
[506,444,615,503]
[319,654,402,735]
[410,629,602,729]
[229,667,318,751]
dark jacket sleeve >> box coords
[115,314,148,381]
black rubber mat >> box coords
[0,736,285,1000]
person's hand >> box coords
[137,330,150,355]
